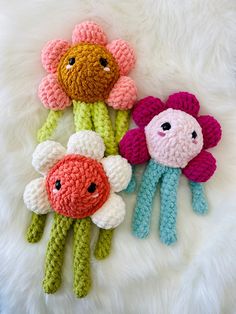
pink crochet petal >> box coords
[38,74,71,110]
[119,128,150,165]
[197,115,222,149]
[182,150,216,182]
[166,92,200,117]
[106,39,136,75]
[72,21,107,45]
[132,96,166,127]
[107,76,137,110]
[41,40,70,73]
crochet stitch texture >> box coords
[27,20,137,261]
[120,92,222,245]
[24,130,132,297]
[37,20,137,143]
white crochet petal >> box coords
[32,141,66,175]
[91,193,126,229]
[23,178,51,214]
[101,155,132,192]
[67,131,105,160]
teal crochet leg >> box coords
[159,167,181,245]
[189,181,208,215]
[132,160,164,239]
[125,166,136,193]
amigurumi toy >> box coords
[24,130,132,297]
[120,92,222,245]
[27,20,137,259]
[37,20,136,146]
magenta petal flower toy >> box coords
[120,92,222,245]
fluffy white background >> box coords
[0,0,236,313]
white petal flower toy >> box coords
[23,130,131,297]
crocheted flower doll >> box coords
[120,92,222,245]
[27,20,137,260]
[38,20,136,147]
[24,130,131,297]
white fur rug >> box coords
[1,0,236,313]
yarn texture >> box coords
[37,19,137,153]
[120,92,222,244]
[29,20,137,264]
[24,130,131,297]
[38,20,136,112]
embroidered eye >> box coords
[192,131,197,139]
[161,122,171,131]
[55,180,61,190]
[68,57,75,65]
[87,182,96,193]
[99,57,108,67]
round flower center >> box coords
[57,43,120,102]
[145,108,203,168]
[46,154,110,219]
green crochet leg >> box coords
[73,100,117,260]
[73,218,91,298]
[26,110,63,243]
[94,228,114,260]
[115,110,130,144]
[91,101,118,156]
[43,213,74,294]
[91,101,118,259]
[26,213,47,243]
[73,100,93,131]
[37,110,63,142]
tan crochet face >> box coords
[57,43,120,103]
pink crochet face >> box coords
[120,92,222,182]
[46,155,110,219]
[145,108,203,168]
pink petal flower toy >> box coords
[120,92,222,245]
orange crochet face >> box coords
[46,155,110,219]
[57,43,120,103]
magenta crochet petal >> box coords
[182,150,216,182]
[132,96,166,127]
[106,39,136,76]
[72,21,107,45]
[197,115,222,149]
[119,128,150,165]
[166,92,200,117]
[41,40,70,74]
[38,74,71,110]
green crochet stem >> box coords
[91,102,121,258]
[37,110,63,142]
[73,217,91,298]
[91,101,118,156]
[115,110,130,144]
[94,228,114,260]
[43,213,74,294]
[73,100,93,131]
[26,213,47,243]
[73,100,119,260]
[27,110,63,243]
